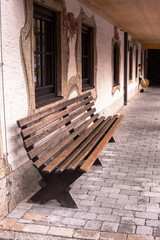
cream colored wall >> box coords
[0,0,29,171]
[0,0,40,216]
[0,0,140,215]
[66,0,125,116]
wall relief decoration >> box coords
[21,0,68,112]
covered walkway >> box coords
[0,87,160,239]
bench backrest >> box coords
[17,92,99,170]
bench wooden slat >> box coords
[18,92,91,128]
[66,115,118,171]
[24,99,94,148]
[22,96,93,138]
[80,114,124,173]
[43,117,106,173]
[42,117,105,173]
[33,113,99,168]
[28,108,97,160]
[55,116,111,173]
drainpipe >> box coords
[0,0,12,213]
[124,32,128,106]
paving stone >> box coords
[0,218,17,230]
[89,207,112,214]
[23,213,47,221]
[22,224,49,234]
[50,209,74,217]
[146,208,160,213]
[146,219,160,227]
[84,220,102,231]
[74,229,100,240]
[45,215,63,224]
[16,202,33,210]
[100,232,127,240]
[112,209,134,217]
[7,208,27,219]
[73,212,97,220]
[135,211,158,220]
[97,214,120,223]
[61,217,86,227]
[95,196,116,204]
[118,223,136,234]
[136,226,153,236]
[101,222,119,232]
[121,217,145,226]
[28,207,52,214]
[79,200,101,207]
[48,226,74,238]
[154,227,160,237]
[18,219,34,224]
[123,205,145,212]
[11,222,25,232]
[127,234,154,239]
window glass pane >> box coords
[34,18,41,52]
[34,54,41,87]
[42,55,53,87]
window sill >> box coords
[82,85,95,92]
[36,95,63,108]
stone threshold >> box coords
[0,222,159,240]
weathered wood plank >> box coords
[22,96,93,138]
[66,115,118,171]
[24,98,93,147]
[33,113,99,168]
[43,117,106,173]
[18,92,91,128]
[29,108,97,160]
[55,116,110,173]
[80,114,124,173]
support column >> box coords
[124,32,128,106]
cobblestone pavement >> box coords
[1,87,160,240]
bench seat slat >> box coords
[42,117,106,173]
[24,99,94,148]
[18,92,91,128]
[34,113,99,168]
[66,115,118,171]
[55,116,110,173]
[28,108,97,160]
[80,114,124,173]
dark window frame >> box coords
[135,48,138,78]
[113,42,120,86]
[129,46,133,80]
[81,24,94,92]
[33,4,61,108]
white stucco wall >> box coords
[66,0,125,116]
[0,0,29,170]
[0,0,140,171]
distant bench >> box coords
[17,92,124,208]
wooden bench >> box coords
[17,92,124,208]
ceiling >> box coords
[78,0,160,49]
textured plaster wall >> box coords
[0,0,140,216]
[66,0,125,116]
[0,0,40,216]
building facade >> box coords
[0,0,141,218]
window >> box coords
[82,24,94,91]
[135,49,138,78]
[34,4,60,108]
[129,46,133,80]
[113,42,120,86]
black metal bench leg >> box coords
[93,157,102,166]
[28,168,83,208]
[109,136,115,143]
